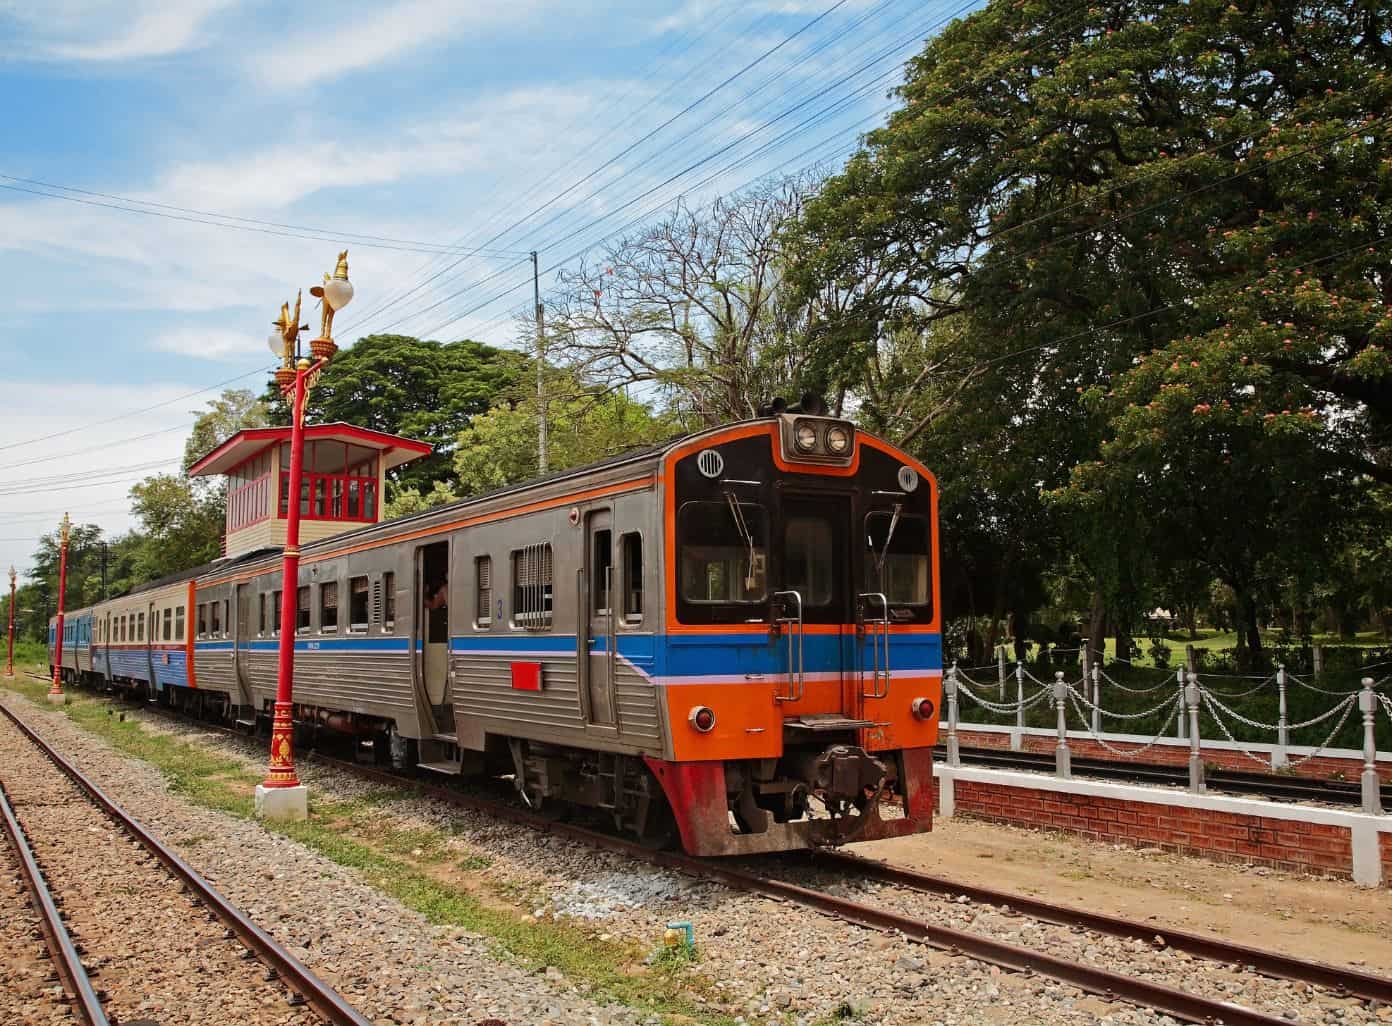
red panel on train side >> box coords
[510,662,542,691]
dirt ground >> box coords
[859,817,1392,973]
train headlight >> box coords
[793,419,819,453]
[911,697,935,720]
[825,424,851,455]
[688,706,717,733]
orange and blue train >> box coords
[52,408,941,855]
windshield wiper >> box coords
[872,503,903,575]
[724,489,759,591]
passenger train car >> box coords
[51,410,942,856]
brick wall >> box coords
[942,777,1378,884]
[954,729,1392,784]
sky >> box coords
[0,0,974,583]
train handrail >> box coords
[859,592,890,699]
[772,590,805,703]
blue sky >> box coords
[0,0,971,579]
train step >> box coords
[418,759,462,775]
[783,714,877,733]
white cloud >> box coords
[151,327,260,362]
[249,0,539,90]
[0,0,238,62]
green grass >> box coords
[1,668,737,1026]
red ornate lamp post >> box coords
[255,251,353,821]
[48,513,71,703]
[4,566,15,680]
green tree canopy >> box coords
[284,334,529,492]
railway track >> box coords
[17,679,1392,1026]
[0,698,374,1026]
[938,743,1392,806]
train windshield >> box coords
[783,514,835,606]
[678,500,768,603]
[865,511,932,606]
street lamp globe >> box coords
[322,276,354,312]
[268,331,285,358]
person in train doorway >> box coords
[424,575,448,644]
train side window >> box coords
[382,572,395,631]
[197,604,207,638]
[348,576,369,632]
[222,600,230,638]
[511,543,553,631]
[163,608,173,642]
[475,556,492,628]
[210,600,222,636]
[621,533,643,622]
[137,612,145,641]
[296,586,311,633]
[593,530,612,614]
[320,581,338,633]
[272,590,283,636]
[175,606,185,641]
[258,593,267,635]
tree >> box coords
[545,179,824,425]
[126,475,223,581]
[277,334,529,493]
[183,389,269,471]
[454,381,680,496]
[786,0,1392,649]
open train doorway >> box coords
[416,541,451,732]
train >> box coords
[49,406,942,856]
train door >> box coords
[233,584,255,708]
[415,541,452,731]
[581,510,617,728]
[778,494,855,713]
[145,601,157,696]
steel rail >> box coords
[810,849,1392,1004]
[0,780,111,1026]
[311,755,1304,1026]
[0,701,374,1026]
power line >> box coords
[0,423,191,473]
[0,175,529,258]
[337,0,858,337]
[0,366,270,454]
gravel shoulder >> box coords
[0,805,77,1026]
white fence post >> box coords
[1313,644,1324,677]
[1090,663,1101,736]
[1175,665,1187,740]
[945,662,961,768]
[1272,664,1290,770]
[1186,670,1205,794]
[1011,660,1025,752]
[1360,678,1383,815]
[997,645,1007,700]
[1053,671,1071,779]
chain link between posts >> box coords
[1065,682,1177,721]
[1288,695,1360,769]
[1065,689,1185,757]
[1196,690,1278,768]
[1283,670,1360,697]
[955,675,1051,715]
[1096,668,1173,694]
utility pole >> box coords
[531,250,548,475]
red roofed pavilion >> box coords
[189,423,431,559]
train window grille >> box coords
[382,572,395,630]
[475,556,492,627]
[272,590,283,636]
[175,605,185,642]
[296,586,311,634]
[137,612,144,640]
[222,600,230,638]
[258,593,267,635]
[320,581,339,633]
[197,604,207,638]
[348,576,369,632]
[621,533,643,622]
[511,543,553,631]
[210,600,221,636]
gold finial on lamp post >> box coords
[309,250,352,361]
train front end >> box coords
[650,414,941,856]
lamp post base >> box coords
[46,691,66,705]
[255,783,308,821]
